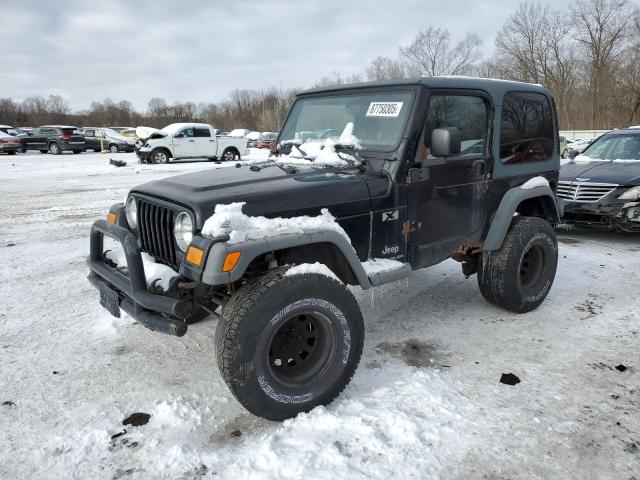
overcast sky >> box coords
[2,0,573,111]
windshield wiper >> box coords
[333,143,366,168]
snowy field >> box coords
[1,150,639,479]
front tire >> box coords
[215,268,364,421]
[151,149,170,164]
[109,144,119,153]
[49,143,61,155]
[478,216,558,313]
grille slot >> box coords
[136,198,177,267]
[556,181,618,203]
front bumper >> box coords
[88,218,194,336]
[562,199,640,231]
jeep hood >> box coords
[130,164,374,228]
[560,160,640,186]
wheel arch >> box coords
[484,184,560,251]
[200,230,372,289]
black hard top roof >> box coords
[299,76,549,99]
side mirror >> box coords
[430,127,461,158]
[568,150,579,159]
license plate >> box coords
[99,282,120,318]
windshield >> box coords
[580,133,640,161]
[279,91,414,151]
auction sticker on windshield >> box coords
[366,102,403,117]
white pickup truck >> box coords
[135,123,249,164]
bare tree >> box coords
[366,56,407,81]
[571,0,635,128]
[495,1,579,128]
[400,27,482,76]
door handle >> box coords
[472,160,486,176]
[188,139,194,142]
[209,139,215,142]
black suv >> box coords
[559,128,640,231]
[88,77,561,420]
[23,126,86,154]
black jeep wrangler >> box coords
[88,77,560,420]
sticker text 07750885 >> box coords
[366,102,403,117]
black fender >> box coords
[484,184,560,251]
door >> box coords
[172,127,196,158]
[194,127,217,157]
[407,90,492,268]
[83,129,97,150]
[25,128,45,149]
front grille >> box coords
[557,181,618,202]
[136,198,177,267]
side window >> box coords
[500,92,554,164]
[84,129,95,137]
[425,94,489,158]
[177,128,195,138]
[195,128,211,138]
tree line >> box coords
[1,0,638,131]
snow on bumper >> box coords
[87,219,192,336]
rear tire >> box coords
[477,216,558,313]
[221,148,238,161]
[109,144,119,153]
[215,268,364,421]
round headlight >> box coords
[125,196,137,229]
[174,212,193,251]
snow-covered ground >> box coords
[1,151,638,479]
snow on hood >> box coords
[275,122,361,168]
[201,202,350,243]
[573,154,640,163]
[135,126,165,140]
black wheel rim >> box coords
[266,310,336,386]
[519,244,545,290]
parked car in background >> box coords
[566,136,606,159]
[82,127,135,153]
[0,125,29,152]
[257,132,278,149]
[22,126,86,154]
[558,128,640,232]
[119,128,139,141]
[228,128,250,138]
[559,136,568,158]
[246,131,261,147]
[136,123,249,163]
[0,130,21,155]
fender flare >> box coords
[200,229,373,289]
[484,184,560,251]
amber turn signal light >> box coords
[185,246,205,266]
[222,251,241,272]
[107,212,117,224]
